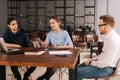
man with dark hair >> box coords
[3,17,36,80]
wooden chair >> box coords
[97,41,103,55]
[29,32,43,49]
[86,34,98,48]
[86,34,102,58]
[55,68,69,80]
[90,41,103,58]
[72,34,87,51]
[95,58,120,80]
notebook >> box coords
[0,38,24,55]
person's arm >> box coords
[54,45,73,49]
[64,31,74,48]
[5,43,21,48]
[83,59,92,65]
[40,41,47,49]
[82,59,99,65]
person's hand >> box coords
[40,41,47,49]
[53,45,63,49]
[83,59,91,65]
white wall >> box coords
[108,0,120,35]
[96,0,120,40]
[96,0,107,40]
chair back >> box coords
[78,35,86,42]
[86,35,93,43]
[110,58,120,77]
[72,35,86,42]
[30,32,42,48]
[72,34,87,48]
[86,34,98,43]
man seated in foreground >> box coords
[77,15,120,80]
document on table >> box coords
[25,51,46,55]
[49,50,72,55]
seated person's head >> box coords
[7,17,18,34]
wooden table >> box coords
[0,48,80,80]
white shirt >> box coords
[91,29,120,68]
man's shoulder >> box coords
[3,30,11,36]
[18,29,26,34]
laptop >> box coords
[0,38,24,55]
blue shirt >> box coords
[45,30,73,47]
[3,29,29,47]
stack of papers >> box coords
[49,50,72,55]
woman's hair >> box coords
[50,16,62,28]
[7,17,17,25]
[99,15,115,28]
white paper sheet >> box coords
[49,51,72,55]
[36,51,46,55]
[25,51,45,55]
